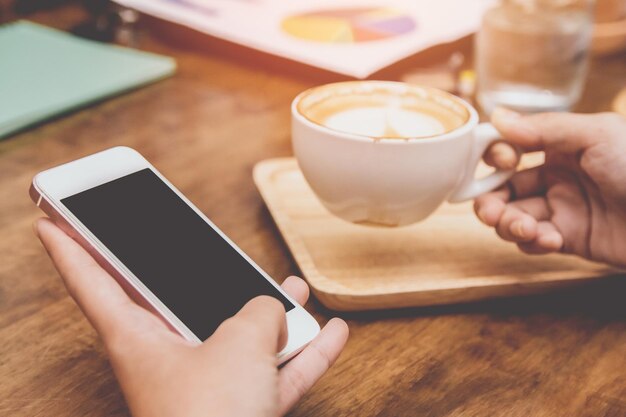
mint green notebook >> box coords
[0,21,176,138]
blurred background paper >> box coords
[0,21,176,139]
[113,0,494,78]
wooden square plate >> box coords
[254,158,617,311]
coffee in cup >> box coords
[292,81,515,227]
[297,82,468,139]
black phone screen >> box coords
[61,168,294,341]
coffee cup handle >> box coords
[448,123,516,203]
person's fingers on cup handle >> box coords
[507,165,548,199]
[211,295,289,353]
[491,108,612,153]
[281,276,310,306]
[277,318,349,415]
[34,218,148,345]
[483,141,521,170]
[474,165,548,227]
[495,204,539,243]
[474,187,510,227]
[517,221,564,254]
[509,197,552,223]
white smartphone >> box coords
[30,146,319,363]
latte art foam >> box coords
[297,82,470,140]
[323,106,447,138]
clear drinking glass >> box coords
[476,0,595,114]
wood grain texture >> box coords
[253,158,620,311]
[1,4,625,417]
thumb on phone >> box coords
[209,295,289,354]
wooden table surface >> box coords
[1,5,625,417]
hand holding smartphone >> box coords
[30,146,321,362]
[34,216,349,417]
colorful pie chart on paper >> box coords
[281,8,417,43]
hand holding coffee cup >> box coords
[292,81,517,227]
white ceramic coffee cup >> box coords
[291,81,515,227]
